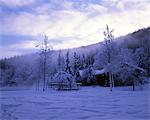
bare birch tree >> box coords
[36,35,52,91]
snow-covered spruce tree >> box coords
[63,50,78,89]
[52,71,76,90]
[80,53,95,85]
[65,50,73,75]
[73,52,80,81]
[51,50,77,90]
[57,50,65,71]
[36,35,52,91]
[86,53,95,66]
[79,54,87,70]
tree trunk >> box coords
[43,51,46,91]
[132,80,135,91]
[112,74,115,87]
[104,73,108,86]
[104,79,107,87]
[36,78,40,91]
[109,72,112,91]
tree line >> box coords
[0,26,149,91]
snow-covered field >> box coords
[0,85,150,120]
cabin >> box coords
[79,69,109,86]
[79,63,145,87]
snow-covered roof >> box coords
[79,69,105,76]
[79,70,84,76]
[94,69,105,75]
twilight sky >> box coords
[0,0,150,58]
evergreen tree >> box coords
[57,50,65,71]
[73,52,80,81]
[86,65,95,84]
[65,50,72,75]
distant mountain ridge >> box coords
[116,27,150,48]
[1,27,150,62]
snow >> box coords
[79,69,105,77]
[124,62,145,72]
[94,69,105,75]
[0,85,150,120]
[79,70,84,76]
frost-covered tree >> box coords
[0,59,15,86]
[73,52,80,81]
[79,53,94,71]
[94,25,117,91]
[134,48,147,83]
[111,48,145,91]
[57,50,65,71]
[86,53,95,66]
[134,45,150,77]
[50,50,78,90]
[86,65,95,84]
[65,50,72,75]
[52,71,77,90]
[13,62,35,85]
[0,58,38,87]
[79,54,87,70]
[79,64,96,85]
[36,35,52,91]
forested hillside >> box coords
[0,27,150,90]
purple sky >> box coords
[0,0,150,58]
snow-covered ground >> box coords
[0,85,150,120]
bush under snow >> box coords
[51,71,77,90]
